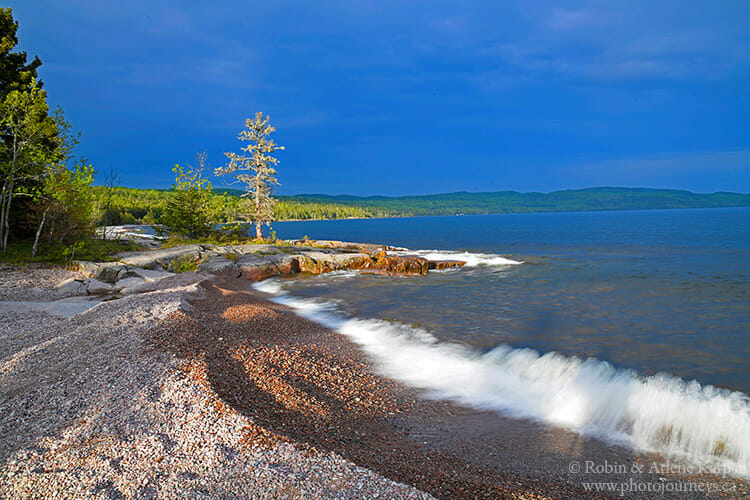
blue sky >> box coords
[8,0,750,195]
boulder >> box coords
[117,245,204,269]
[372,252,430,275]
[74,261,99,277]
[296,252,372,274]
[113,276,147,293]
[84,278,112,295]
[55,277,86,295]
[238,253,300,281]
[130,268,175,282]
[428,260,466,270]
[94,264,127,284]
[198,256,238,273]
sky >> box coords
[7,0,750,195]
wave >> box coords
[253,280,750,478]
[390,249,522,267]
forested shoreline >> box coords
[97,185,750,226]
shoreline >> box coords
[1,256,747,498]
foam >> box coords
[253,281,750,478]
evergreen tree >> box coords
[0,8,42,99]
[217,112,284,239]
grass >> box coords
[0,238,145,266]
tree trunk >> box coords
[1,182,14,253]
[0,186,6,253]
[31,207,49,257]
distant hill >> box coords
[274,187,750,217]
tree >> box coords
[217,112,284,239]
[30,160,96,257]
[99,167,120,240]
[0,8,42,99]
[163,152,218,239]
[0,81,58,251]
[0,9,60,252]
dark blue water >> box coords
[272,208,750,393]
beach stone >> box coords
[85,278,113,295]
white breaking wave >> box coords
[253,280,750,478]
[390,249,522,267]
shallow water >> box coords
[263,207,750,476]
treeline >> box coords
[92,186,395,226]
[284,188,750,216]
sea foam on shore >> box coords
[254,251,750,480]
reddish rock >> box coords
[373,254,430,275]
[428,260,466,270]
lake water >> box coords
[257,208,750,476]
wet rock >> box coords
[371,252,430,275]
[428,260,466,270]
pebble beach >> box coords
[1,264,747,499]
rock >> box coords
[84,279,113,295]
[371,252,430,275]
[130,268,175,282]
[113,276,146,293]
[94,264,127,284]
[74,260,99,277]
[117,245,204,269]
[238,253,299,281]
[55,277,86,295]
[205,244,283,256]
[428,260,466,270]
[198,256,238,273]
[296,252,372,274]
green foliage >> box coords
[88,186,388,225]
[167,254,199,273]
[30,159,98,256]
[162,153,220,240]
[0,8,42,99]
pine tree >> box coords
[217,112,284,239]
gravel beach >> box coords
[0,267,431,499]
[1,266,746,499]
